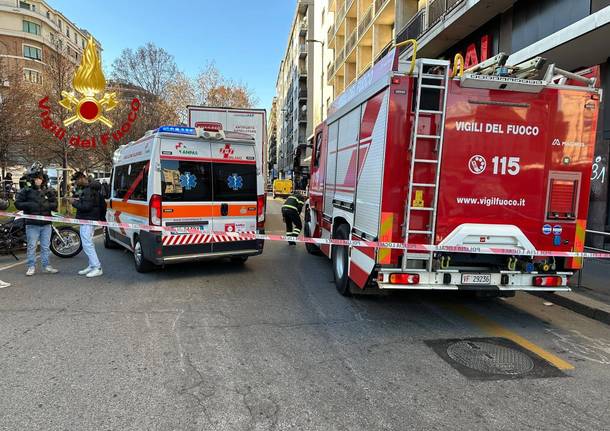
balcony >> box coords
[299,19,308,36]
[374,0,390,15]
[327,62,335,78]
[345,29,357,56]
[395,0,515,58]
[358,5,374,38]
[337,46,346,65]
[398,8,425,41]
[328,25,335,43]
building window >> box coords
[66,28,70,37]
[19,1,31,10]
[23,68,42,84]
[81,39,85,48]
[23,45,42,61]
[22,20,41,35]
[58,20,62,30]
[46,11,50,19]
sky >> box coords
[48,0,296,112]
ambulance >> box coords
[106,125,265,272]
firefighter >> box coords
[281,192,305,245]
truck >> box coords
[305,45,601,297]
[187,106,268,231]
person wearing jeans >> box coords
[15,163,59,276]
[71,172,103,278]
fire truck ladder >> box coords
[402,58,451,272]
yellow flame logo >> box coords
[59,36,117,128]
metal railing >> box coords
[398,9,425,41]
[358,5,374,38]
[337,47,346,65]
[374,0,390,15]
[585,230,610,253]
[346,29,358,56]
[428,0,446,28]
[328,25,335,43]
[395,0,466,46]
[327,62,335,79]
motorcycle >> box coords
[0,212,82,259]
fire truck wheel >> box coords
[133,236,155,273]
[332,224,352,296]
[304,220,321,255]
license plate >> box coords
[461,273,492,285]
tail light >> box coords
[389,273,420,285]
[533,276,563,287]
[256,194,265,228]
[149,194,162,226]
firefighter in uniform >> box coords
[281,192,305,245]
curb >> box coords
[531,291,610,326]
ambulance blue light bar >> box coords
[157,126,196,135]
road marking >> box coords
[444,303,575,370]
[0,233,101,272]
[0,258,30,271]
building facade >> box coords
[0,0,96,85]
[274,1,315,186]
[267,97,278,181]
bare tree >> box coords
[0,59,35,175]
[111,43,178,98]
[195,62,258,108]
[165,72,196,124]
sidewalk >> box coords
[535,258,610,325]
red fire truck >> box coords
[305,45,601,297]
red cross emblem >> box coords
[220,143,234,158]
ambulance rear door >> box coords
[158,137,214,250]
[209,140,258,251]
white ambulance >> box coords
[105,125,265,272]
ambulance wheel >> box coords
[332,224,352,296]
[104,228,120,249]
[304,219,321,255]
[230,256,248,264]
[133,236,155,273]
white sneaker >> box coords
[86,268,103,278]
[43,266,59,274]
[0,280,11,288]
[78,266,94,275]
[26,267,35,276]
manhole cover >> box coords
[446,340,534,375]
[425,337,566,380]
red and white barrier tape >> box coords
[2,211,609,259]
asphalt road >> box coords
[0,198,609,430]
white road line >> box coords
[0,233,101,272]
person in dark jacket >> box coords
[15,162,59,276]
[282,192,305,245]
[71,172,103,278]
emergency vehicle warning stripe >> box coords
[2,211,609,259]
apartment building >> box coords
[274,0,315,185]
[0,0,98,86]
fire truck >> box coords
[305,43,601,297]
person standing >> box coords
[71,172,103,278]
[15,162,59,276]
[281,192,305,245]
